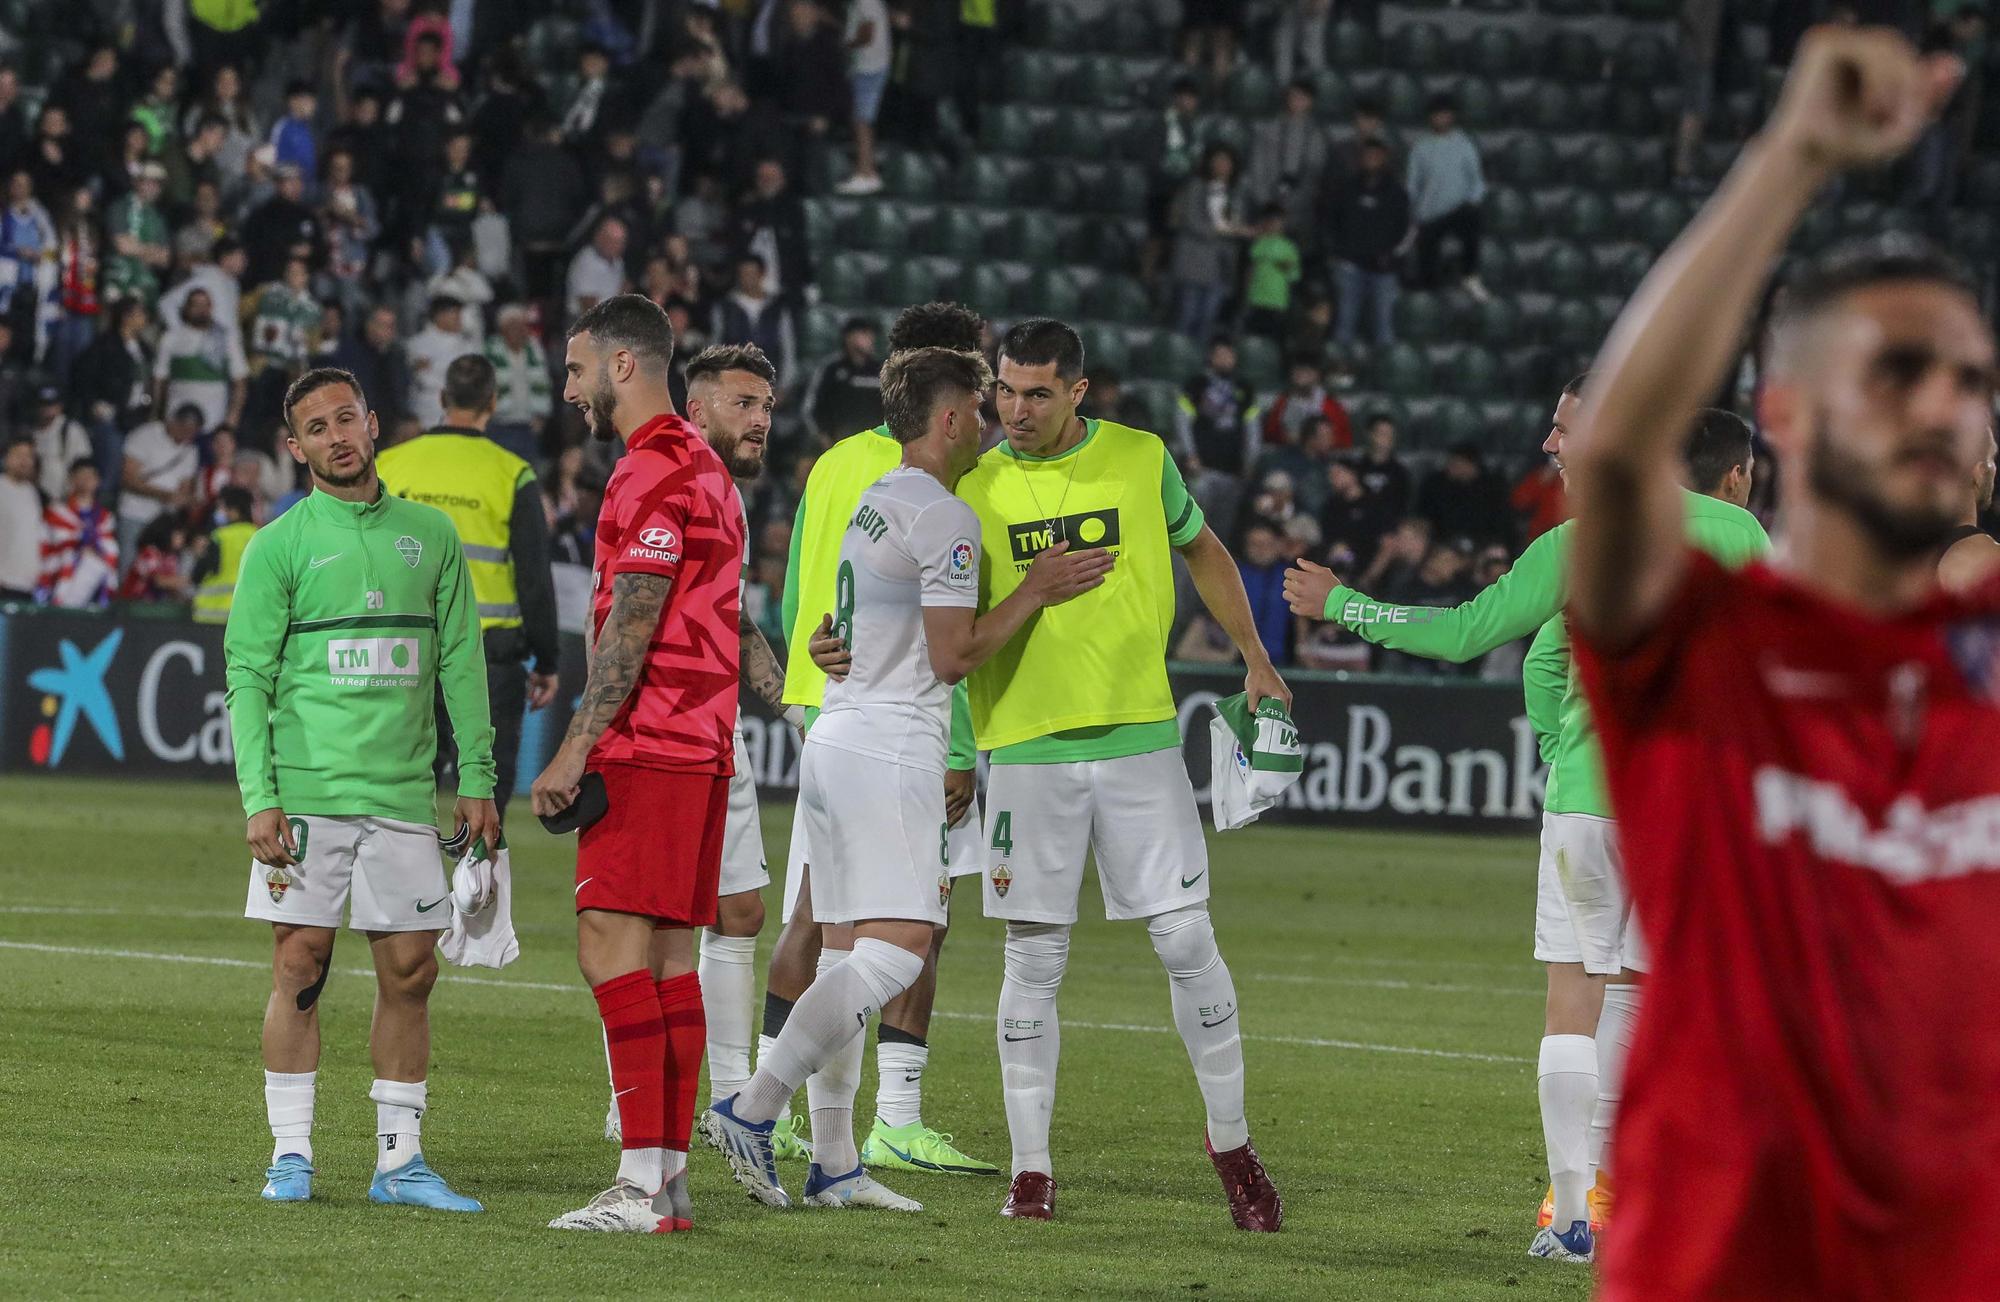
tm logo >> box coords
[25,631,124,767]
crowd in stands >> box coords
[0,1,1991,682]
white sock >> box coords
[618,1146,665,1195]
[1589,985,1642,1179]
[265,1069,315,1165]
[369,1078,426,1173]
[1538,1034,1597,1229]
[736,941,923,1128]
[699,931,759,1101]
[1149,907,1249,1152]
[998,922,1068,1178]
[807,957,868,1176]
[663,1147,687,1181]
[875,1037,928,1129]
[754,1032,794,1125]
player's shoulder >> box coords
[817,426,900,479]
[242,503,306,566]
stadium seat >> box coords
[1326,20,1380,67]
[1466,26,1527,77]
[1425,344,1503,399]
[1002,49,1062,105]
[1544,30,1603,82]
[927,205,986,260]
[1607,84,1661,136]
[1471,295,1523,349]
[1082,218,1146,270]
[1084,55,1140,109]
[1522,83,1579,134]
[1381,71,1426,124]
[878,258,940,309]
[843,201,908,253]
[1485,186,1533,240]
[1538,0,1605,14]
[1227,63,1281,116]
[1492,132,1556,188]
[881,151,944,201]
[1614,33,1673,85]
[1092,275,1156,326]
[1102,5,1162,56]
[981,103,1039,156]
[1549,299,1604,351]
[1635,193,1694,249]
[1000,209,1061,266]
[1309,69,1352,120]
[1238,336,1282,392]
[1433,399,1485,452]
[1592,243,1653,297]
[1451,76,1501,129]
[1076,324,1131,378]
[1578,138,1629,192]
[1144,331,1204,384]
[816,254,879,307]
[1389,22,1452,73]
[1375,343,1432,395]
[1022,266,1090,320]
[1540,241,1594,296]
[1122,380,1180,432]
[1477,240,1518,292]
[956,155,1027,207]
[963,263,1025,319]
[1394,291,1451,344]
[800,305,846,361]
[803,198,835,250]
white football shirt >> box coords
[812,466,980,774]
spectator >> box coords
[733,158,813,305]
[427,238,495,339]
[1236,517,1294,666]
[0,67,28,179]
[1179,0,1245,81]
[153,288,247,432]
[712,254,795,381]
[107,121,152,202]
[243,256,321,447]
[326,88,393,195]
[552,467,606,567]
[484,304,551,463]
[27,385,89,502]
[70,297,153,496]
[49,45,121,174]
[1260,358,1352,449]
[38,457,118,607]
[114,513,192,603]
[803,315,884,444]
[559,43,623,148]
[1246,78,1328,234]
[1178,336,1256,476]
[1169,144,1248,343]
[1329,137,1411,348]
[405,295,473,429]
[183,65,261,183]
[195,425,238,510]
[1673,0,1726,188]
[1407,95,1487,297]
[1379,536,1480,676]
[388,30,468,189]
[566,216,629,320]
[318,148,381,313]
[130,65,181,159]
[681,79,791,199]
[241,163,322,286]
[1317,459,1397,572]
[173,178,229,265]
[1356,514,1432,602]
[470,48,538,186]
[504,116,589,301]
[776,0,852,139]
[269,81,319,181]
[836,0,893,194]
[1351,412,1414,521]
[1272,0,1332,85]
[48,186,98,373]
[0,439,38,600]
[1414,440,1514,547]
[1144,77,1208,281]
[0,169,54,326]
[117,403,202,562]
[1242,203,1301,341]
[333,303,412,428]
[1284,293,1336,372]
[28,105,87,201]
[166,114,229,216]
[190,484,257,624]
[424,129,483,274]
[1256,412,1343,518]
[161,237,247,330]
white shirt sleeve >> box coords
[910,496,980,610]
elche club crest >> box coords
[938,871,951,910]
[395,535,423,568]
[265,865,293,903]
[991,863,1012,898]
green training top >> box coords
[1324,491,1770,816]
[224,485,496,824]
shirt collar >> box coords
[626,412,698,453]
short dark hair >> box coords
[218,485,255,519]
[441,353,497,412]
[1286,77,1315,99]
[67,454,98,476]
[880,347,993,444]
[568,293,677,372]
[1426,93,1458,116]
[888,301,984,354]
[684,342,777,389]
[169,401,207,426]
[1000,318,1085,382]
[1684,408,1754,495]
[1561,371,1592,398]
[285,79,314,99]
[283,367,366,434]
[1771,235,1980,361]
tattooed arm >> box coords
[740,603,806,729]
[529,572,673,817]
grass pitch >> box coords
[0,776,1592,1301]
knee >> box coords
[716,890,765,938]
[1147,906,1221,982]
[1002,922,1070,995]
[382,950,439,1002]
[928,920,949,964]
[272,933,333,1002]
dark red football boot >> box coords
[1000,1171,1056,1220]
[1206,1135,1282,1231]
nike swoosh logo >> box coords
[308,554,343,569]
[902,1074,922,1083]
[1181,871,1206,889]
[415,897,446,913]
[1003,1034,1042,1042]
[576,879,593,895]
[1201,1009,1237,1029]
[614,1086,638,1100]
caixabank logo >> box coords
[23,630,125,767]
[1005,509,1121,571]
[6,615,236,774]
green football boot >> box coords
[860,1118,1000,1175]
[771,1113,814,1163]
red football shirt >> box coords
[588,413,743,773]
[1575,553,2000,1301]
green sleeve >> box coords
[223,531,289,818]
[1522,618,1568,769]
[1161,452,1205,547]
[947,681,976,771]
[781,487,808,645]
[434,524,498,800]
[1323,525,1568,662]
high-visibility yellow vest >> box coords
[377,430,531,632]
[956,420,1178,749]
[195,520,257,624]
[192,0,260,33]
[782,426,901,708]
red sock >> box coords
[657,972,706,1154]
[595,970,667,1151]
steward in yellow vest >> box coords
[192,486,257,624]
[376,353,558,812]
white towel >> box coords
[439,840,518,969]
[1208,692,1304,831]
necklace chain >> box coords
[1017,421,1085,545]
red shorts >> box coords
[575,762,728,926]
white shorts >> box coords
[719,733,771,898]
[798,739,949,927]
[243,814,446,933]
[980,747,1209,925]
[1534,811,1643,975]
[782,767,979,923]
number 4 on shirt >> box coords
[991,810,1013,857]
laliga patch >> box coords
[395,535,423,567]
[1946,617,2000,702]
[265,865,293,904]
[947,538,976,587]
[990,863,1012,898]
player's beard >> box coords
[715,429,765,479]
[586,366,619,442]
[1806,412,1962,559]
[315,442,375,488]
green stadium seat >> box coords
[1002,49,1061,105]
[1523,84,1579,134]
[1083,55,1139,110]
[1542,241,1593,296]
[1615,0,1676,19]
[1375,343,1432,396]
[1327,21,1380,67]
[1544,31,1603,82]
[956,156,1028,207]
[1466,26,1527,77]
[980,103,1038,156]
[1394,291,1450,344]
[1471,296,1523,349]
[878,258,940,309]
[925,206,985,260]
[1549,299,1604,351]
[962,263,1022,319]
[1083,219,1146,270]
[1607,84,1660,136]
[1076,324,1131,378]
[1494,78,1541,130]
[1091,275,1156,327]
[816,255,878,306]
[881,151,943,201]
[1389,22,1452,73]
[1105,163,1151,218]
[1579,138,1629,192]
[842,201,908,253]
[1568,191,1613,242]
[1200,111,1249,156]
[998,209,1060,266]
[1309,69,1352,120]
[1486,186,1535,240]
[1498,350,1553,404]
[1237,336,1282,392]
[1636,193,1694,249]
[1615,32,1673,84]
[1103,5,1161,56]
[1226,63,1280,116]
[1494,133,1556,188]
[1381,71,1426,124]
[800,305,845,362]
[1018,267,1084,320]
[1538,0,1604,16]
[1433,399,1485,452]
[803,198,835,250]
[1143,331,1204,384]
[1424,345,1503,399]
[1477,241,1518,292]
[1028,2,1085,49]
[1454,76,1501,129]
[1592,244,1652,297]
